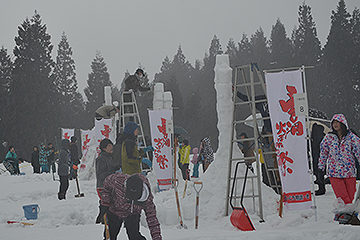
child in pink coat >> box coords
[191,147,199,178]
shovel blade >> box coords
[230,207,255,231]
[75,193,85,198]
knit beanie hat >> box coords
[125,174,143,201]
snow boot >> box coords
[315,184,326,196]
[58,192,65,200]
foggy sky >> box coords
[0,0,358,94]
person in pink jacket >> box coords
[100,172,162,240]
[318,113,360,205]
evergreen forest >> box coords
[0,0,359,159]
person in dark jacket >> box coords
[236,90,271,134]
[311,123,326,195]
[121,121,152,175]
[58,139,71,200]
[112,133,125,172]
[99,173,162,240]
[95,138,118,224]
[124,68,151,93]
[69,136,80,179]
[31,146,40,174]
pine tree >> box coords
[225,38,238,67]
[349,7,360,122]
[7,11,57,157]
[269,18,293,68]
[0,46,13,157]
[291,2,322,109]
[0,46,12,112]
[200,35,223,150]
[321,0,353,125]
[250,28,270,69]
[292,3,321,66]
[84,51,112,118]
[53,32,85,128]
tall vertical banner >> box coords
[94,119,114,156]
[148,109,173,191]
[265,69,312,211]
[79,129,94,172]
[61,128,74,140]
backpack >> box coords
[334,212,360,225]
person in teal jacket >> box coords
[3,146,21,175]
[39,143,52,173]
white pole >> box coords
[302,65,317,222]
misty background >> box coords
[0,0,359,160]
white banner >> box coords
[79,129,94,172]
[148,109,173,191]
[265,69,312,211]
[61,128,74,140]
[94,119,114,156]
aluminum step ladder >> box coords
[225,63,281,221]
[119,90,151,172]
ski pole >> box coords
[193,181,203,229]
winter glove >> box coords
[143,146,154,153]
[96,205,109,224]
[141,158,152,168]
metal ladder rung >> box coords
[235,81,262,88]
[119,90,151,172]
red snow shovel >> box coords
[229,161,255,231]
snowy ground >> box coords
[1,158,359,240]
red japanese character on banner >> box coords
[157,118,168,139]
[279,85,297,122]
[278,151,294,176]
[101,125,111,138]
[63,132,70,139]
[153,118,171,169]
[274,85,305,177]
[82,134,91,151]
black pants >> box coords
[59,175,69,195]
[107,211,146,240]
[48,160,56,174]
[181,164,189,180]
[33,165,40,173]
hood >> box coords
[330,114,349,131]
[61,139,70,150]
[202,137,211,146]
[124,121,139,136]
